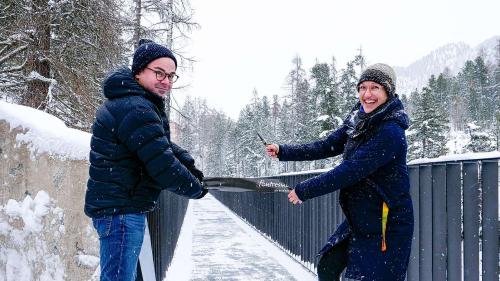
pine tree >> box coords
[49,0,128,129]
[311,61,341,136]
[457,57,491,128]
[283,55,305,171]
[270,94,281,141]
[473,56,492,126]
[490,39,500,149]
[464,122,496,152]
[221,121,238,176]
[276,98,294,173]
[428,72,452,125]
[445,71,466,131]
[408,82,449,160]
[400,93,410,113]
[178,96,197,152]
[337,58,361,116]
[205,112,231,176]
[0,0,127,130]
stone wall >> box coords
[0,120,99,280]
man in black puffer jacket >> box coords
[84,39,207,281]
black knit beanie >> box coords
[357,63,397,97]
[131,39,177,75]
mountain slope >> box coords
[395,35,499,95]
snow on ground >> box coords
[163,200,195,281]
[446,129,469,154]
[165,194,317,281]
[0,101,91,160]
[0,190,66,281]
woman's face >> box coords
[358,81,388,113]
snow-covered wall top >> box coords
[408,151,500,165]
[0,101,91,160]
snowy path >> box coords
[165,194,317,281]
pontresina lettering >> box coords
[257,180,289,190]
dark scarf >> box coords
[344,97,409,139]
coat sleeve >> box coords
[171,142,195,168]
[294,123,405,201]
[278,126,348,161]
[116,104,203,199]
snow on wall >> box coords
[408,151,500,165]
[0,101,91,160]
[0,100,99,280]
[0,191,65,281]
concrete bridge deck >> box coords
[165,194,317,281]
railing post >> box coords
[419,165,433,281]
[407,166,420,281]
[481,160,499,281]
[432,164,447,281]
[446,163,462,281]
[463,161,480,281]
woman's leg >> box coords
[317,239,348,281]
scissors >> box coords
[256,132,268,146]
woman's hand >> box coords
[265,144,279,158]
[288,189,303,205]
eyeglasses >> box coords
[358,84,383,94]
[146,67,179,83]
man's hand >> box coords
[265,144,279,158]
[188,165,204,182]
[195,188,209,199]
[187,165,207,199]
[288,189,303,205]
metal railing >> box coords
[211,157,499,281]
[138,191,189,281]
[407,159,499,281]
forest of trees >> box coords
[175,42,500,177]
[0,0,197,129]
[1,1,499,177]
[405,54,500,159]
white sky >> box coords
[175,0,500,119]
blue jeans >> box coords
[92,213,146,281]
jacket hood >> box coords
[102,67,146,99]
[102,67,165,108]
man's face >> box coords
[135,57,177,97]
[358,81,388,113]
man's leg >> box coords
[93,213,146,281]
[317,239,348,281]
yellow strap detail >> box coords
[381,201,389,252]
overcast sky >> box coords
[174,0,500,119]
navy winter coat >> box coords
[84,67,203,218]
[279,98,413,281]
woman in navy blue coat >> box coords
[266,63,413,281]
